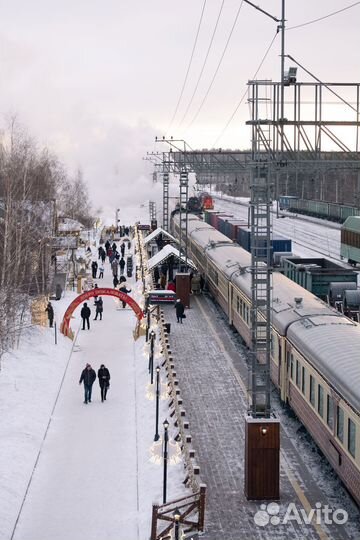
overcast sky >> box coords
[1,0,359,219]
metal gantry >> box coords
[178,171,189,270]
[162,172,170,232]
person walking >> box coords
[98,246,102,260]
[119,281,131,308]
[45,302,54,327]
[79,363,96,404]
[94,297,103,320]
[111,259,119,278]
[119,257,125,275]
[91,261,98,279]
[98,264,104,279]
[98,364,110,402]
[81,302,91,330]
[174,299,185,323]
[100,249,106,264]
[105,240,110,252]
[120,243,125,257]
[113,275,119,288]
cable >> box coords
[288,1,360,31]
[166,0,207,135]
[178,0,225,128]
[212,30,279,147]
[186,1,245,130]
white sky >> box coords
[1,1,359,216]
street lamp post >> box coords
[163,418,169,504]
[173,508,181,540]
[148,330,155,384]
[154,366,160,441]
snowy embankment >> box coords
[1,243,190,540]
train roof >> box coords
[288,316,360,412]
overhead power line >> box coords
[186,1,245,130]
[166,0,207,135]
[288,1,360,31]
[178,0,225,128]
[212,30,279,147]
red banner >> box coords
[60,288,143,338]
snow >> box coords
[0,235,190,540]
[147,244,197,271]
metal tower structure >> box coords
[178,171,189,269]
[162,172,170,232]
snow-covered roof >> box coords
[58,217,84,232]
[147,244,197,270]
[143,227,176,245]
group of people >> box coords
[91,260,104,279]
[79,363,111,403]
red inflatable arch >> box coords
[60,287,143,338]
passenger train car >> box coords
[171,213,360,506]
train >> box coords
[279,195,360,223]
[341,216,360,266]
[172,193,215,216]
[171,212,360,506]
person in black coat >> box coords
[94,297,103,320]
[81,302,91,330]
[98,364,111,402]
[45,302,54,327]
[119,282,131,308]
[120,243,125,257]
[174,299,185,323]
[79,363,96,404]
[105,240,111,252]
[91,261,98,279]
[119,257,125,275]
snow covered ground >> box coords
[0,234,189,540]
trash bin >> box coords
[164,323,171,334]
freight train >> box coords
[280,196,360,223]
[171,212,360,506]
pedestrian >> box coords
[113,275,119,288]
[174,299,185,323]
[111,259,119,278]
[81,302,91,330]
[119,257,125,275]
[99,264,104,279]
[100,249,106,264]
[112,242,117,252]
[105,240,110,252]
[119,281,131,308]
[120,243,125,257]
[98,246,102,260]
[91,261,98,279]
[107,247,113,260]
[79,363,96,404]
[98,364,110,402]
[127,240,131,250]
[93,283,99,300]
[45,302,54,327]
[167,281,176,292]
[94,297,103,320]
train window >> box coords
[327,395,334,430]
[348,419,356,458]
[337,406,344,443]
[309,375,315,406]
[236,296,240,313]
[301,366,306,394]
[296,360,301,388]
[290,354,294,380]
[318,385,324,418]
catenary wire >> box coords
[177,0,225,128]
[212,30,279,147]
[166,0,207,135]
[186,1,245,130]
[287,1,360,30]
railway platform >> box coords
[162,294,360,540]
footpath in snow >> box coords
[1,240,188,540]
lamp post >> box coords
[148,329,155,384]
[163,418,169,504]
[173,508,181,540]
[154,366,160,441]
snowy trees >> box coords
[0,120,95,360]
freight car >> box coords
[341,216,360,266]
[171,212,360,507]
[287,198,360,223]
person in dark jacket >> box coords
[119,282,131,308]
[120,243,125,257]
[112,242,117,252]
[94,297,103,320]
[113,275,119,288]
[79,363,96,404]
[100,249,106,263]
[45,302,54,327]
[98,246,103,260]
[98,364,110,402]
[81,302,91,330]
[91,261,98,279]
[119,257,125,275]
[105,240,111,252]
[174,299,185,323]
